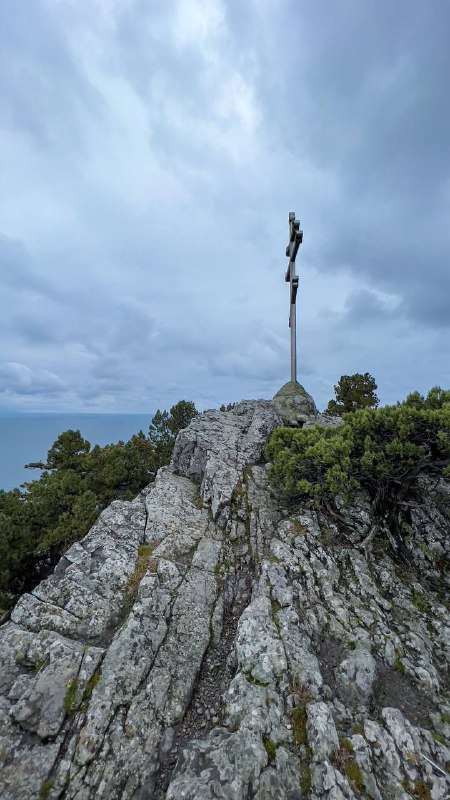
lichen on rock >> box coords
[0,392,449,799]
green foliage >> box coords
[333,744,364,793]
[267,388,450,554]
[263,737,276,763]
[411,592,430,614]
[26,430,91,473]
[64,678,78,716]
[0,400,198,612]
[84,432,156,508]
[81,669,101,711]
[267,392,450,511]
[148,400,198,466]
[300,761,312,795]
[292,706,308,745]
[403,779,431,800]
[326,372,379,415]
[39,779,55,800]
[126,544,156,600]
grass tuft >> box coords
[333,745,364,794]
[126,544,156,599]
[39,779,54,800]
[80,669,101,712]
[403,779,431,800]
[64,679,78,716]
[263,737,276,763]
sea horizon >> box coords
[0,411,154,492]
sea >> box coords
[0,413,153,492]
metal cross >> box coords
[285,211,303,383]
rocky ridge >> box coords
[0,385,449,799]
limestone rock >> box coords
[0,395,449,799]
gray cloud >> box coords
[0,0,448,413]
[0,1,102,150]
[0,362,66,396]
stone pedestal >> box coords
[272,381,318,426]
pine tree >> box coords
[326,372,379,415]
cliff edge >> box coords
[0,394,449,799]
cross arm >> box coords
[291,275,299,305]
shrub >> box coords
[266,388,450,549]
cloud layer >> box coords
[1,0,449,412]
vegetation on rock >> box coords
[267,387,450,552]
[0,400,197,614]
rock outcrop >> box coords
[0,393,449,799]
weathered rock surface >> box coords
[0,392,449,799]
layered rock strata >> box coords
[0,396,449,799]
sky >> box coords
[0,0,449,414]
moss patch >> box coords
[333,746,364,794]
[64,679,78,717]
[403,779,431,800]
[394,655,406,674]
[345,760,364,793]
[270,596,281,631]
[411,592,430,614]
[39,779,54,800]
[243,670,269,688]
[292,706,307,745]
[300,760,312,795]
[263,737,276,764]
[292,519,308,536]
[126,544,157,599]
[80,669,101,712]
[340,737,354,753]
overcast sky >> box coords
[0,0,449,414]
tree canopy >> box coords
[0,400,198,615]
[326,372,379,415]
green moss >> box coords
[263,737,276,764]
[270,596,281,631]
[243,670,269,688]
[348,641,357,651]
[33,657,49,675]
[353,724,365,736]
[300,761,311,795]
[191,490,203,509]
[344,760,364,793]
[333,747,364,794]
[80,669,101,711]
[411,592,430,614]
[126,544,156,598]
[340,737,354,753]
[292,706,307,746]
[394,655,406,674]
[403,779,431,800]
[440,712,450,724]
[434,733,448,745]
[39,779,54,800]
[64,679,78,716]
[292,519,307,536]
